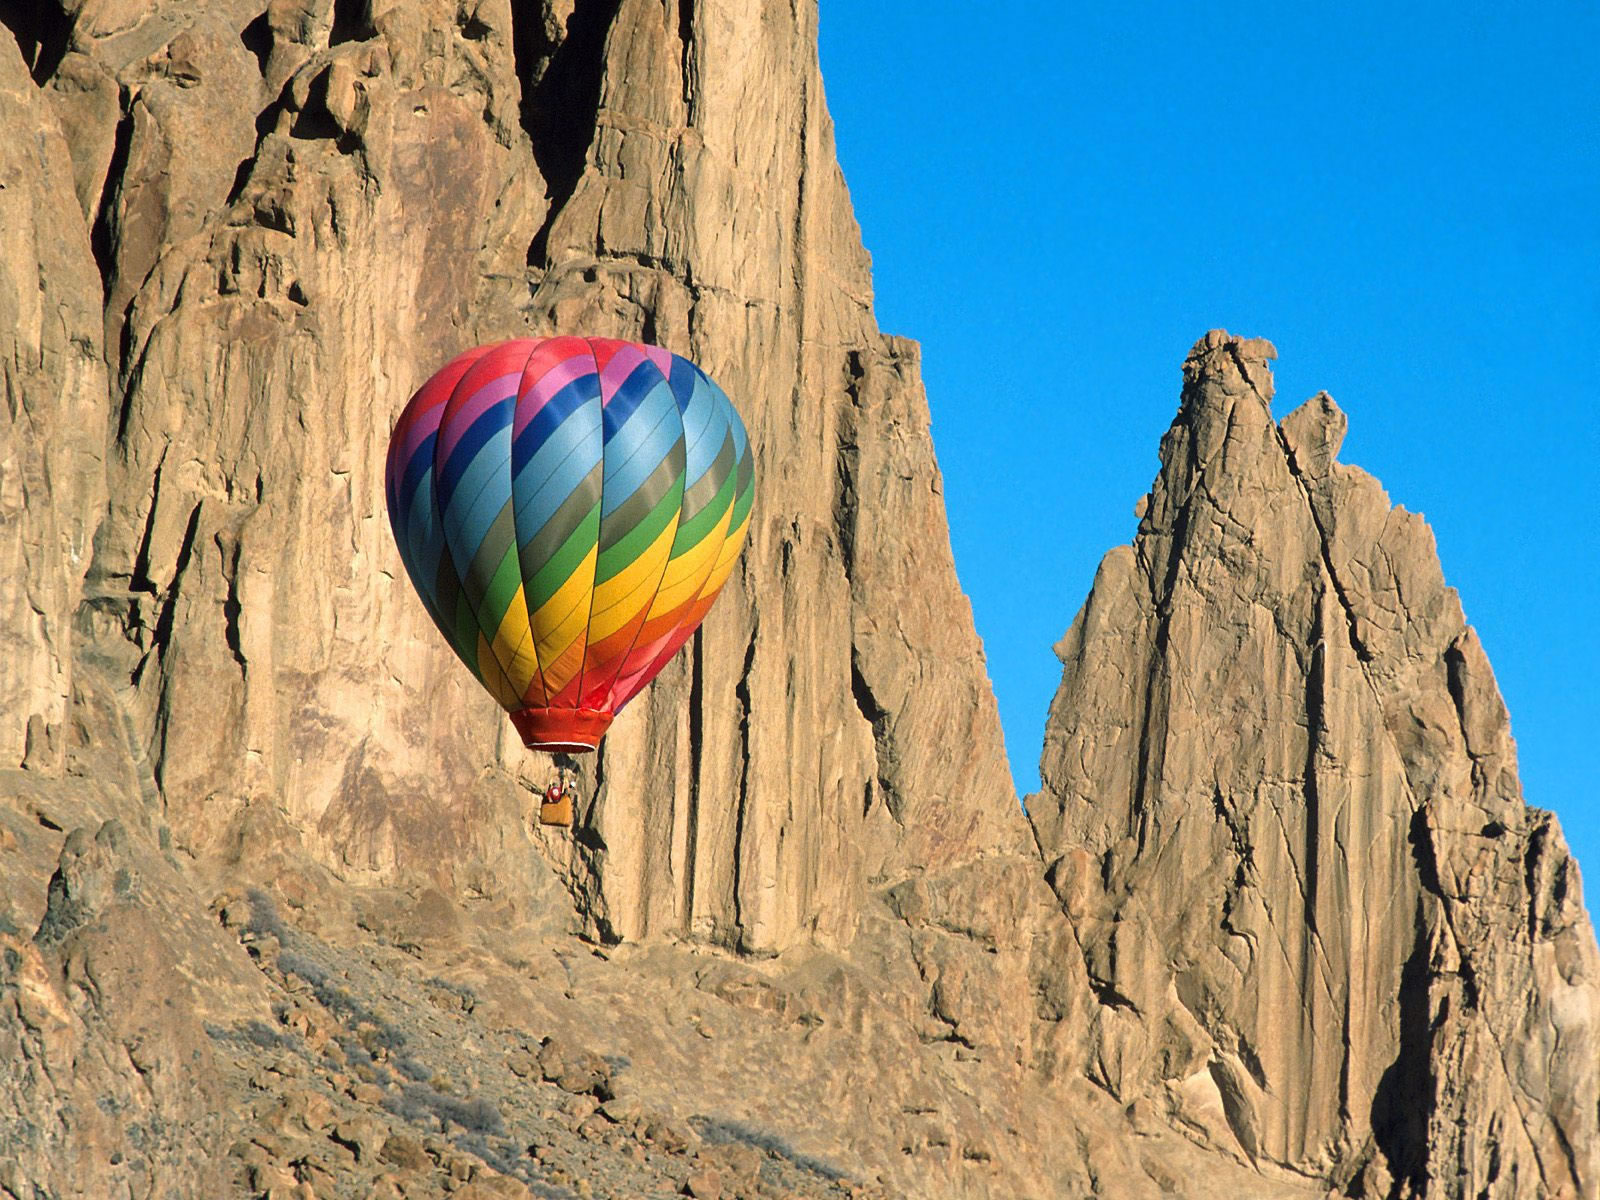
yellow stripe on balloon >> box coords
[696,512,751,598]
[529,545,597,641]
[535,601,591,674]
[531,545,597,672]
[587,516,680,643]
[488,584,540,697]
[650,509,733,617]
[475,631,523,709]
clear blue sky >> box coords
[818,3,1599,903]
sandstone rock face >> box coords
[0,33,109,774]
[9,0,1018,958]
[1030,331,1600,1197]
[1,818,266,1199]
[1,1,1596,1198]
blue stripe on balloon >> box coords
[390,499,425,606]
[514,417,604,542]
[672,363,712,430]
[398,430,438,518]
[511,372,601,477]
[603,373,676,457]
[601,359,664,430]
[601,381,682,515]
[668,355,698,402]
[440,416,513,567]
[440,405,513,522]
[402,464,447,611]
[437,398,513,510]
[512,386,600,499]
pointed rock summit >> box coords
[1031,330,1599,1197]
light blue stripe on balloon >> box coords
[514,422,603,542]
[601,381,681,515]
[680,373,724,484]
[441,420,513,564]
[511,397,602,531]
[603,374,676,464]
[706,375,747,460]
[515,387,595,481]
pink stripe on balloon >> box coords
[388,396,444,498]
[389,346,492,484]
[513,350,597,438]
[598,343,650,404]
[434,342,531,463]
[435,372,519,465]
[608,629,679,710]
[642,346,676,380]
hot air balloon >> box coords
[384,336,754,790]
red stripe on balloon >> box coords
[388,344,493,496]
[512,336,594,439]
[434,341,534,466]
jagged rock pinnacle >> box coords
[1033,336,1598,1195]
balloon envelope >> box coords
[385,337,754,752]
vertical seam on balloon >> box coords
[470,419,525,701]
[430,365,469,676]
[595,351,688,709]
[390,463,440,629]
[617,370,736,707]
[436,349,518,706]
[571,339,606,711]
[433,363,483,669]
[509,340,552,710]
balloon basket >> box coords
[539,793,574,828]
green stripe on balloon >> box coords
[729,457,755,530]
[596,470,686,583]
[674,466,737,552]
[478,543,521,631]
[524,502,601,613]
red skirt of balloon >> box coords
[509,707,615,754]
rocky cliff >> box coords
[1030,333,1599,1196]
[3,0,1018,955]
[1,2,1594,1198]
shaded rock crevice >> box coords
[519,0,622,267]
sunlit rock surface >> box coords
[1,3,1593,1197]
[1031,332,1599,1196]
